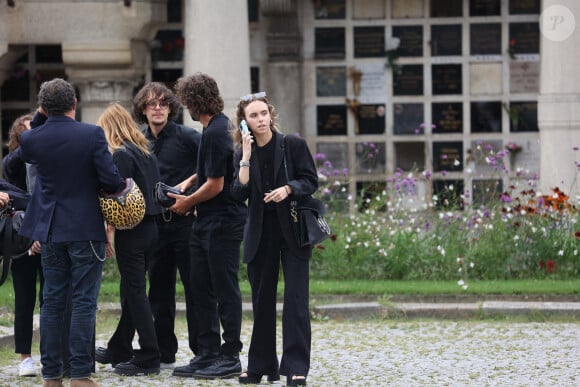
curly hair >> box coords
[38,78,76,116]
[174,73,224,119]
[7,113,33,152]
[232,94,280,149]
[132,82,181,124]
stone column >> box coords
[183,0,251,125]
[62,41,145,124]
[538,1,580,194]
[261,0,302,134]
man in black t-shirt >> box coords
[96,82,201,370]
[170,73,247,380]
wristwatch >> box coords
[239,160,250,168]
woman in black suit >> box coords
[96,103,162,376]
[232,92,318,386]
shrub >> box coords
[311,144,580,285]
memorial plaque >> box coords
[433,179,464,210]
[393,65,424,96]
[393,103,424,135]
[470,101,502,133]
[356,141,386,174]
[509,0,540,15]
[431,25,462,56]
[430,0,462,17]
[314,0,346,19]
[392,26,423,57]
[317,105,347,135]
[392,0,424,18]
[432,64,462,95]
[433,142,463,172]
[508,101,538,132]
[354,27,385,58]
[316,66,347,97]
[432,103,463,134]
[358,104,386,134]
[470,62,502,95]
[353,0,385,19]
[472,179,503,206]
[315,28,346,59]
[469,140,502,174]
[470,23,501,55]
[510,61,539,93]
[316,142,349,171]
[395,142,425,171]
[509,23,539,54]
[511,138,540,173]
[357,63,387,104]
[470,0,500,16]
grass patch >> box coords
[1,278,578,312]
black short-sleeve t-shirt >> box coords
[195,113,247,219]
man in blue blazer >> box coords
[18,78,125,387]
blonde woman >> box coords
[95,103,162,376]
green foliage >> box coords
[310,146,580,286]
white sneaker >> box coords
[18,357,37,377]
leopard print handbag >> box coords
[99,178,146,230]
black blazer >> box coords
[233,132,318,263]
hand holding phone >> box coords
[240,120,250,135]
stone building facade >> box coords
[1,0,578,205]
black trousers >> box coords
[11,254,43,354]
[246,210,311,378]
[107,216,160,367]
[148,215,197,362]
[189,216,244,356]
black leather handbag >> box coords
[289,196,332,247]
[154,182,183,208]
[282,136,332,247]
[1,205,34,286]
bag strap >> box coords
[281,136,299,222]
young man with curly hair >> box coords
[170,73,247,380]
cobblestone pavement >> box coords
[0,319,578,386]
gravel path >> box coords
[1,320,578,386]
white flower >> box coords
[558,250,564,256]
[457,279,465,286]
[470,262,475,268]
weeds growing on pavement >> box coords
[311,141,580,286]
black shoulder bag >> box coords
[282,136,332,247]
[0,204,33,286]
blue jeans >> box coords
[40,239,104,380]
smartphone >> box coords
[240,120,250,135]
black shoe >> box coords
[95,347,113,365]
[114,361,160,376]
[239,371,280,384]
[172,352,220,377]
[95,346,131,367]
[287,375,307,386]
[193,354,242,379]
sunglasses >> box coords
[240,91,266,102]
[146,100,170,109]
